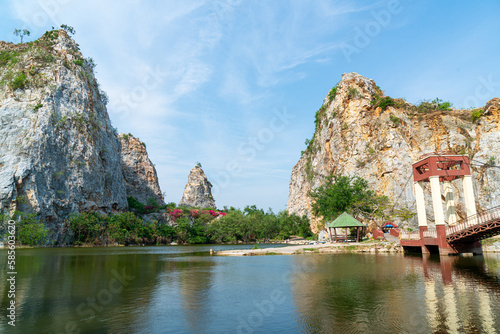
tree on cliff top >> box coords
[13,28,30,43]
[309,174,393,226]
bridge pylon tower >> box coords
[409,152,482,255]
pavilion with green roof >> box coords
[327,212,366,243]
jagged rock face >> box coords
[179,166,216,208]
[0,30,128,227]
[119,133,164,205]
[288,72,500,233]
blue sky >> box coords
[1,0,500,211]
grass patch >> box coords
[416,98,453,113]
[328,86,337,102]
[0,50,22,68]
[481,237,500,246]
[389,114,401,125]
[265,252,278,255]
[9,72,28,90]
[347,87,360,99]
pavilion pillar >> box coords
[414,181,427,227]
[430,176,445,225]
[443,181,457,225]
[462,175,477,217]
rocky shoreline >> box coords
[214,241,500,256]
[214,242,402,256]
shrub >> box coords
[435,99,453,111]
[9,212,49,246]
[10,72,27,90]
[416,98,453,113]
[328,86,337,102]
[33,103,43,111]
[378,96,395,110]
[389,114,401,125]
[347,87,360,99]
[69,212,107,245]
[73,59,84,66]
[107,212,146,244]
[43,30,59,41]
[127,196,145,214]
[0,50,21,67]
[315,105,326,128]
[99,90,109,105]
[471,109,484,122]
[146,197,162,211]
[60,24,76,35]
[169,208,183,221]
[86,57,96,71]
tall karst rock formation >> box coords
[0,30,163,230]
[119,133,164,205]
[287,72,500,233]
[179,166,216,208]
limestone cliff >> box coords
[119,133,164,205]
[179,166,216,208]
[0,30,163,232]
[287,73,500,233]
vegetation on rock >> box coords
[309,174,414,228]
[0,212,49,246]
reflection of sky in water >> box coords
[0,247,499,333]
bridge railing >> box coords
[423,229,437,238]
[446,205,500,236]
[400,231,420,240]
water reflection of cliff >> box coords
[0,248,218,333]
[290,254,500,334]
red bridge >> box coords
[400,153,500,255]
[401,205,500,255]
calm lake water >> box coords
[0,245,499,334]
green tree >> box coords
[60,24,76,35]
[310,174,390,225]
[13,29,30,43]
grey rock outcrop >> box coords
[179,166,215,208]
[119,133,164,205]
[0,30,164,233]
[0,30,127,227]
[287,72,500,233]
